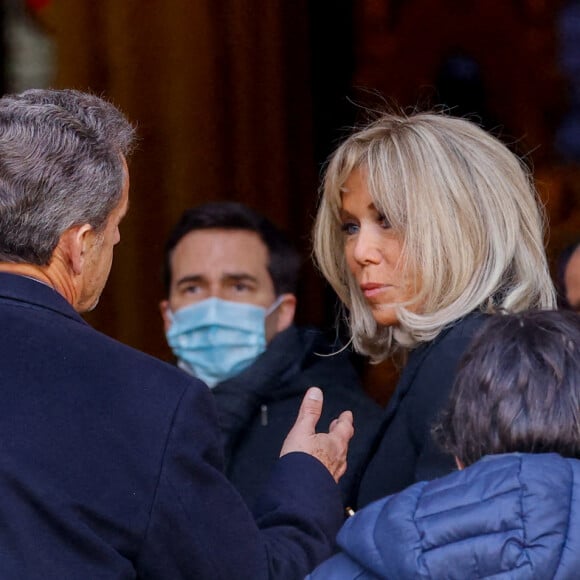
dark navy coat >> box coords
[0,273,343,579]
[309,453,580,579]
[212,325,383,509]
[356,313,487,507]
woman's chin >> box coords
[370,305,400,327]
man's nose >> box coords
[210,287,225,299]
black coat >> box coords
[212,326,383,509]
[0,274,343,579]
[356,313,487,508]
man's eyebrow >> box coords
[223,273,258,284]
[175,273,259,286]
[175,274,204,287]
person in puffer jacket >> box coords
[308,309,580,579]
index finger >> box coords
[329,410,354,442]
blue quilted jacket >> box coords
[308,453,580,579]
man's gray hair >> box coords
[0,89,136,265]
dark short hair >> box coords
[557,240,580,309]
[434,310,580,466]
[163,201,301,296]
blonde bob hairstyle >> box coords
[313,111,556,361]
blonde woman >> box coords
[314,111,556,508]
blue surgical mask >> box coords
[165,296,282,388]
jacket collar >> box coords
[0,271,86,326]
[382,311,487,421]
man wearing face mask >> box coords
[160,201,383,509]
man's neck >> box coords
[0,262,75,307]
[0,262,52,286]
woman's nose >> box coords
[352,226,381,265]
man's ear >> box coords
[59,223,94,276]
[159,300,172,332]
[274,293,296,334]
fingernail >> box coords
[308,387,323,401]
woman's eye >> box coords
[378,214,391,229]
[340,221,359,235]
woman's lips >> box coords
[360,283,390,298]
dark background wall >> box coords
[14,1,580,400]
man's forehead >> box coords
[171,228,270,279]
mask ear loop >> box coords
[265,295,286,316]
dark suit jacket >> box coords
[356,313,487,508]
[0,273,343,579]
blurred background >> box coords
[4,0,580,402]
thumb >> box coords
[293,386,323,435]
[279,387,324,458]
